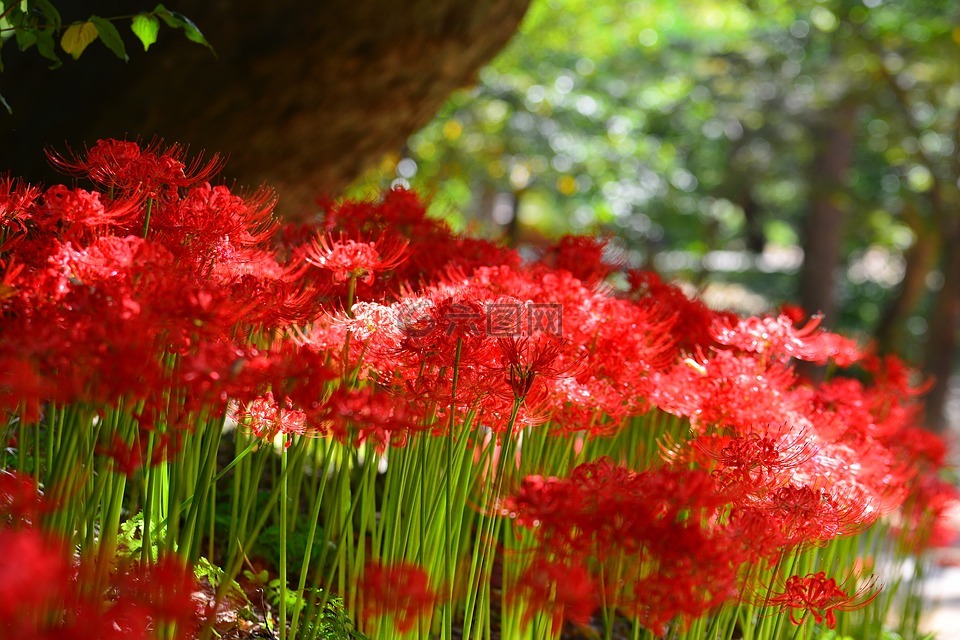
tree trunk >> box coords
[922,217,960,433]
[0,0,532,216]
[875,205,939,355]
[798,100,858,325]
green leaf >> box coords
[14,27,37,51]
[60,21,98,60]
[35,29,61,67]
[35,0,62,30]
[90,16,128,61]
[152,4,180,29]
[153,4,214,53]
[131,13,160,51]
[0,9,17,45]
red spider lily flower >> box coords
[503,458,733,563]
[727,506,789,562]
[895,471,960,552]
[233,391,308,443]
[0,257,25,303]
[41,185,141,233]
[0,176,41,237]
[765,571,880,628]
[691,428,817,493]
[510,557,597,632]
[710,313,865,366]
[493,334,572,400]
[152,184,279,261]
[321,385,423,451]
[650,349,800,434]
[0,527,72,634]
[762,483,877,544]
[116,554,202,630]
[540,235,617,284]
[303,233,409,285]
[356,560,440,633]
[627,268,726,354]
[96,433,180,478]
[0,470,50,525]
[47,138,224,198]
[0,355,44,424]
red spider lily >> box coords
[895,471,960,552]
[303,233,409,285]
[493,334,572,400]
[691,428,818,493]
[510,557,597,632]
[0,355,43,424]
[96,432,180,478]
[313,188,521,293]
[651,349,801,434]
[765,571,880,628]
[0,176,41,237]
[0,527,72,635]
[233,391,309,443]
[356,560,440,633]
[627,268,727,354]
[624,565,740,637]
[0,257,25,303]
[540,234,617,284]
[47,138,224,198]
[151,184,278,261]
[711,313,865,366]
[40,185,141,235]
[761,483,877,544]
[113,554,201,631]
[503,458,733,562]
[727,506,790,562]
[0,470,51,525]
[320,385,424,451]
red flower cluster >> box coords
[356,560,439,633]
[0,140,334,436]
[1,139,953,637]
[765,571,880,628]
[501,458,742,633]
[0,472,202,639]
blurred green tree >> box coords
[391,0,960,431]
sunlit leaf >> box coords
[131,13,160,51]
[60,21,98,60]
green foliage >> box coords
[310,595,369,640]
[153,3,212,51]
[390,0,960,355]
[89,15,126,61]
[0,1,212,111]
[258,522,331,578]
[117,512,161,560]
[196,556,249,605]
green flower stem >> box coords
[142,197,154,238]
[279,435,289,640]
[201,439,308,640]
[462,399,523,640]
[177,412,225,562]
[289,437,333,638]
